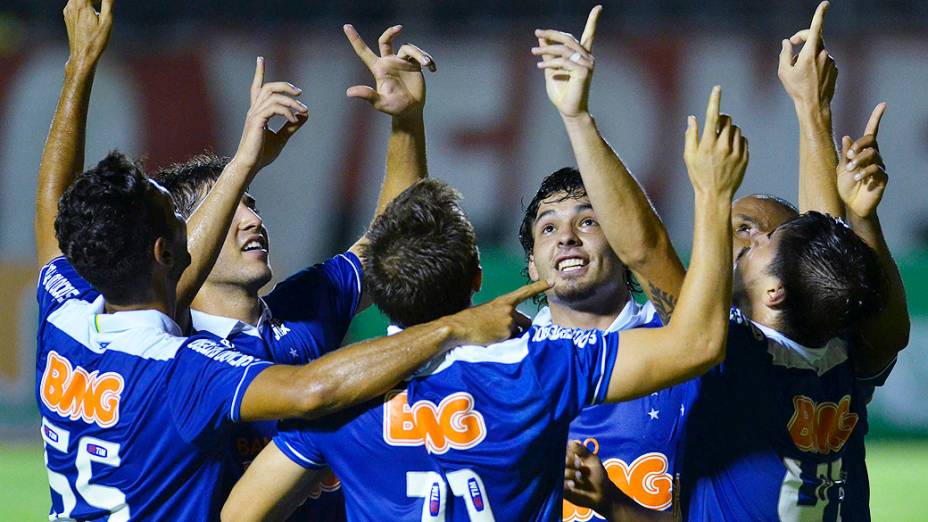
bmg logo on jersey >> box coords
[787,394,858,455]
[383,390,486,454]
[39,351,124,428]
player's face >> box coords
[731,196,797,261]
[206,193,272,291]
[528,194,626,308]
[732,225,784,313]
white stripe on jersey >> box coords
[415,335,530,377]
[48,295,186,360]
[230,361,274,422]
[337,253,363,297]
[591,341,608,405]
[281,440,325,467]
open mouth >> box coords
[241,237,268,254]
[556,257,588,273]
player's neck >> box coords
[193,282,263,325]
[547,300,624,331]
[103,282,175,319]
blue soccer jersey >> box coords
[192,251,362,520]
[274,324,620,522]
[681,308,865,521]
[841,358,896,522]
[535,301,693,519]
[36,257,272,521]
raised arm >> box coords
[534,6,685,323]
[35,0,114,267]
[175,58,308,316]
[778,1,842,217]
[342,24,433,260]
[606,87,747,402]
[836,105,910,377]
[237,280,547,421]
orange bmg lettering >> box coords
[383,390,486,454]
[40,351,124,428]
[788,395,858,455]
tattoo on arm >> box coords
[648,281,677,324]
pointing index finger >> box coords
[501,279,551,305]
[343,24,378,68]
[864,102,886,137]
[703,85,721,140]
[579,5,602,52]
[801,1,829,56]
[250,57,265,106]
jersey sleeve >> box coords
[262,252,364,361]
[273,420,327,469]
[708,309,775,389]
[167,336,273,444]
[36,257,100,321]
[526,325,620,423]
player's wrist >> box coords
[561,110,594,128]
[392,109,425,132]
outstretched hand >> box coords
[231,57,309,174]
[443,280,550,347]
[343,24,435,119]
[64,0,115,71]
[778,1,837,109]
[533,5,601,118]
[684,86,749,198]
[838,103,888,218]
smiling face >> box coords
[526,193,626,310]
[204,192,272,293]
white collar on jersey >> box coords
[190,299,272,339]
[91,297,183,337]
[748,319,848,376]
[532,297,656,333]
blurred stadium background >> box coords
[1,0,927,518]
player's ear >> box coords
[527,255,539,281]
[152,236,173,269]
[472,266,483,294]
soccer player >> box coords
[530,7,688,519]
[222,84,748,521]
[35,3,542,519]
[154,24,436,518]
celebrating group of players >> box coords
[34,0,909,520]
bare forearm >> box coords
[378,113,427,215]
[848,212,910,363]
[176,160,256,311]
[796,103,842,217]
[562,113,674,268]
[668,194,732,361]
[240,320,455,421]
[35,63,96,265]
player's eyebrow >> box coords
[735,214,758,224]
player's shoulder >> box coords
[38,256,98,308]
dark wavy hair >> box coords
[518,167,639,300]
[362,179,480,328]
[153,152,230,219]
[55,151,172,304]
[768,211,885,347]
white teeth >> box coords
[243,240,264,252]
[557,258,586,271]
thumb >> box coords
[346,85,379,104]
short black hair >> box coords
[518,167,638,298]
[518,167,588,258]
[153,152,230,219]
[768,211,885,347]
[55,151,171,305]
[362,179,480,328]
